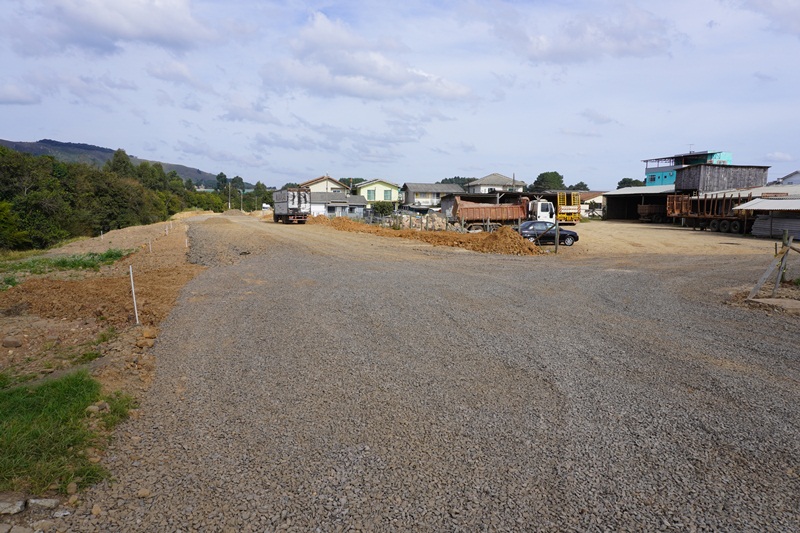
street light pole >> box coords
[239,189,243,211]
[227,183,231,210]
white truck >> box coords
[273,187,311,224]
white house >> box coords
[778,171,800,185]
[464,173,526,194]
[300,175,349,194]
[309,192,368,218]
[401,183,465,209]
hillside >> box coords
[0,139,220,188]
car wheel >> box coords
[527,237,537,243]
[562,235,575,246]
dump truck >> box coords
[273,187,311,224]
[666,192,754,233]
[452,197,555,232]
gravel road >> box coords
[56,215,800,531]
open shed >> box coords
[603,185,674,220]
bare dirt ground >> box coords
[1,215,797,400]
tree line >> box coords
[0,147,272,251]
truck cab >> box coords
[528,200,556,223]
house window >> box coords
[367,189,375,201]
[384,190,391,201]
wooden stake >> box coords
[129,265,140,325]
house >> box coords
[777,171,800,185]
[579,191,606,218]
[355,179,400,209]
[464,173,526,194]
[401,183,465,210]
[310,192,367,218]
[300,175,349,194]
[642,150,733,186]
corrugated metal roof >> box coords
[403,183,465,193]
[466,173,526,186]
[733,198,800,211]
[310,192,367,205]
[699,184,800,198]
[603,185,674,196]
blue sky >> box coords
[1,0,799,190]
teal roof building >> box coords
[642,150,732,186]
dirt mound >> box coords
[200,217,232,225]
[222,209,247,216]
[317,218,542,256]
[306,215,331,225]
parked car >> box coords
[518,220,579,246]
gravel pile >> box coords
[41,218,799,531]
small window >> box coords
[367,190,375,201]
[384,189,391,201]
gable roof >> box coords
[356,179,400,190]
[402,183,465,194]
[467,173,526,187]
[579,191,607,202]
[310,192,367,205]
[300,175,348,189]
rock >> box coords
[27,499,59,510]
[0,495,25,515]
[0,523,9,533]
[66,483,78,496]
[1,337,21,348]
[141,327,158,339]
[91,504,102,516]
[136,488,151,498]
[67,496,78,506]
[85,405,100,414]
[31,519,55,532]
[9,526,34,533]
[136,338,155,349]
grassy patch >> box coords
[0,371,135,494]
[0,371,103,493]
[94,326,117,344]
[0,249,132,276]
[76,351,102,364]
[1,275,18,290]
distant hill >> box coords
[0,139,221,188]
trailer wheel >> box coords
[708,219,720,232]
[730,220,742,234]
[719,220,731,233]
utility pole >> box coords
[227,182,231,210]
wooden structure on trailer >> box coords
[666,191,755,233]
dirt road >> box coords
[15,215,788,532]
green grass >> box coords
[0,249,132,275]
[0,371,135,494]
[1,275,18,290]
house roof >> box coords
[402,183,465,193]
[579,191,607,202]
[734,198,800,211]
[300,175,348,189]
[603,185,675,196]
[310,192,367,205]
[356,179,400,190]
[466,173,527,187]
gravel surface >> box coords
[46,216,800,531]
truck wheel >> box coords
[730,220,742,234]
[273,213,278,223]
[562,235,575,246]
[708,219,720,232]
[719,220,731,233]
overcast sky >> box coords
[1,1,799,190]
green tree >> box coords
[231,175,245,191]
[617,178,645,189]
[281,182,300,189]
[438,177,472,186]
[0,201,30,249]
[372,201,394,216]
[215,172,228,191]
[340,177,366,189]
[528,172,565,192]
[568,181,589,191]
[184,178,196,192]
[104,149,136,178]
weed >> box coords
[1,275,18,290]
[76,352,102,364]
[0,372,10,390]
[0,248,132,276]
[94,327,117,345]
[0,371,107,494]
[101,391,137,430]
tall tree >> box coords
[215,172,228,191]
[568,181,589,191]
[617,178,645,189]
[438,177,472,186]
[528,171,565,192]
[104,149,136,178]
[231,175,245,190]
[281,182,300,189]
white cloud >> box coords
[493,4,675,64]
[0,84,41,105]
[146,61,210,91]
[765,151,794,162]
[219,101,281,125]
[734,0,800,37]
[262,12,471,101]
[11,0,214,56]
[580,109,619,125]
